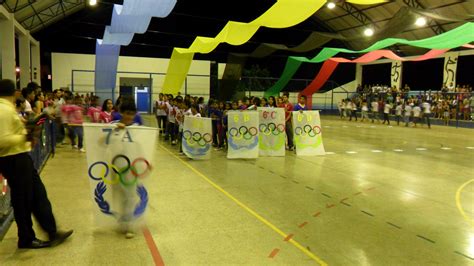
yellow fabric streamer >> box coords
[162,0,386,94]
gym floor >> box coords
[1,115,473,265]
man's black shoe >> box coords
[49,230,73,247]
[18,238,51,249]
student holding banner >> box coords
[294,95,308,111]
[282,92,294,151]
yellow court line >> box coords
[456,179,474,227]
[158,144,328,266]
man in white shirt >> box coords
[404,103,412,127]
[412,104,422,127]
[422,100,431,129]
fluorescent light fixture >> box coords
[89,0,97,6]
[15,67,20,73]
[364,28,374,37]
[415,17,427,27]
[327,2,336,9]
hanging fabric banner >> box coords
[258,107,285,157]
[391,60,402,90]
[227,111,259,159]
[83,123,157,227]
[264,22,474,96]
[292,111,325,156]
[443,51,459,88]
[162,0,386,94]
[299,48,450,107]
[162,50,195,94]
[94,40,120,102]
[182,116,212,160]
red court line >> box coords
[313,211,321,217]
[142,227,165,266]
[268,248,280,258]
[284,234,294,242]
[298,222,309,228]
[326,204,336,209]
[340,197,349,203]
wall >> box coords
[244,80,356,109]
[52,52,218,105]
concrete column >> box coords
[18,34,31,89]
[0,13,15,81]
[30,41,41,85]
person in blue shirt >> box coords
[294,95,308,112]
[111,96,143,126]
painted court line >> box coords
[298,222,309,228]
[454,251,474,260]
[325,152,336,155]
[346,151,358,154]
[416,148,427,151]
[142,227,165,266]
[371,150,383,153]
[465,147,474,150]
[393,149,404,152]
[440,147,452,150]
[416,235,435,244]
[158,144,327,266]
[268,248,280,258]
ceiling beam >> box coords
[402,0,445,34]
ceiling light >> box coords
[364,28,374,37]
[415,17,427,27]
[89,0,97,6]
[15,67,20,73]
[327,2,336,9]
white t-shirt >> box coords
[361,104,368,111]
[371,102,378,112]
[422,102,431,114]
[404,105,412,116]
[412,106,422,117]
[384,104,392,114]
[167,103,176,123]
[24,100,33,113]
[395,105,403,116]
[155,100,167,116]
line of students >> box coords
[156,92,309,152]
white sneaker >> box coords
[73,145,78,149]
[79,148,86,153]
[125,232,135,239]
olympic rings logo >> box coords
[259,123,285,136]
[183,130,212,147]
[294,125,321,137]
[229,126,258,140]
[88,155,152,186]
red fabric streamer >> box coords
[301,48,452,108]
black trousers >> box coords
[0,152,56,244]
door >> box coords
[136,86,150,113]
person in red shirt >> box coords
[99,99,114,123]
[282,92,294,151]
[86,96,101,123]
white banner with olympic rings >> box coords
[182,116,212,160]
[258,107,285,157]
[83,123,157,227]
[227,111,259,159]
[292,111,325,156]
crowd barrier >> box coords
[0,119,56,241]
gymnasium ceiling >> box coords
[2,0,473,66]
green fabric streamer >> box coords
[264,22,474,97]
